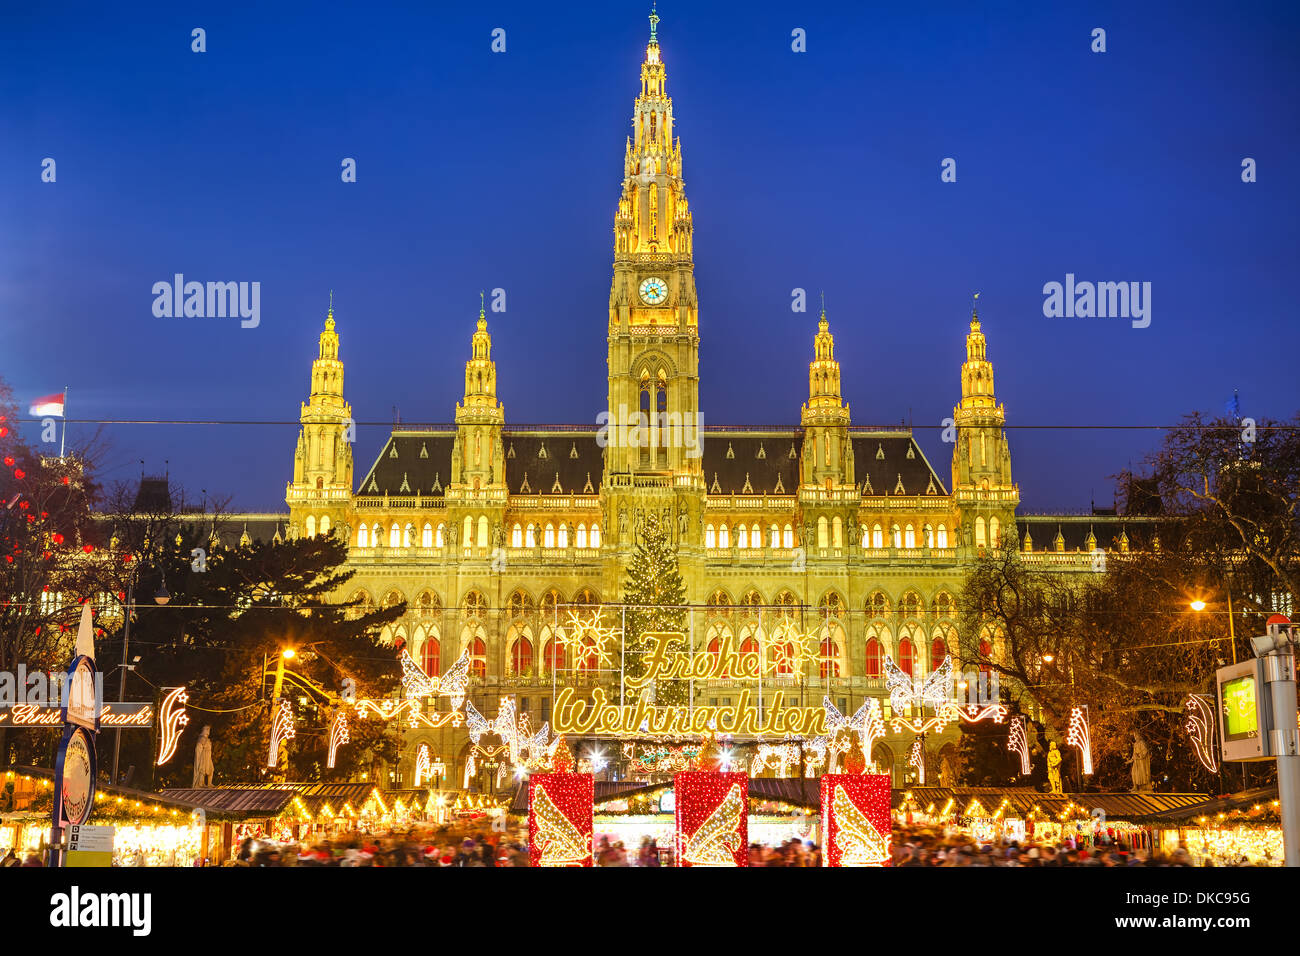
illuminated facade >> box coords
[278,15,1141,791]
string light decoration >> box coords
[352,697,458,731]
[155,686,189,766]
[820,775,891,867]
[884,654,953,712]
[561,609,623,668]
[675,772,748,867]
[750,741,801,777]
[414,743,434,787]
[400,648,439,698]
[955,702,1008,724]
[266,698,295,768]
[527,773,594,866]
[1066,705,1093,775]
[908,738,926,784]
[765,620,820,675]
[1008,716,1031,775]
[1184,694,1219,773]
[327,709,349,769]
[438,649,471,711]
[464,700,492,745]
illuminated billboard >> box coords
[1216,659,1271,762]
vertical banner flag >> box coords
[820,774,892,866]
[675,771,748,867]
[528,773,593,867]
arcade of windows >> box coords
[347,518,602,551]
[369,582,964,688]
[700,520,957,550]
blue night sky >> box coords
[2,0,1297,512]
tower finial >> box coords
[479,289,485,318]
[325,289,335,330]
[970,291,980,329]
[649,2,659,41]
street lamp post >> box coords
[111,570,169,784]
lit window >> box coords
[719,525,729,548]
[832,516,843,548]
[422,523,433,548]
[976,517,987,548]
[937,524,948,548]
[436,523,445,548]
[512,524,522,548]
[891,524,901,549]
[305,515,316,538]
[477,515,489,548]
[544,523,555,548]
[924,524,934,548]
[357,525,369,548]
[783,524,793,548]
[706,524,716,548]
[904,524,915,549]
[590,524,601,547]
[737,525,748,549]
[576,523,587,548]
[751,523,761,548]
[390,523,401,548]
[770,524,779,548]
[558,524,568,548]
[872,524,883,549]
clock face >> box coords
[639,277,668,305]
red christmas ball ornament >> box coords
[0,426,8,437]
[117,591,126,601]
[4,556,12,564]
[40,511,48,519]
[18,501,28,510]
[82,544,94,554]
[3,457,13,467]
[123,553,133,564]
[13,469,25,480]
[42,551,51,560]
[52,533,64,545]
[61,476,70,485]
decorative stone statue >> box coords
[492,523,504,549]
[192,725,214,788]
[1046,741,1063,794]
[939,754,956,789]
[1129,732,1152,792]
[678,501,688,539]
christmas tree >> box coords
[621,513,688,705]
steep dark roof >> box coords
[353,427,949,500]
[503,433,603,496]
[850,433,948,497]
[1016,516,1166,551]
[702,433,801,496]
[356,432,456,497]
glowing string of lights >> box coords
[267,698,295,768]
[155,686,189,766]
[327,708,349,769]
[1008,716,1031,775]
[1183,694,1219,773]
[1066,705,1093,775]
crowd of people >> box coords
[3,824,1253,867]
[893,827,1218,866]
[229,825,530,867]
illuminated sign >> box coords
[0,703,155,728]
[1216,659,1271,762]
[552,633,828,739]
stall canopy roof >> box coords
[897,786,1209,821]
[1123,785,1279,825]
[9,765,210,815]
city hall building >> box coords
[262,18,1143,790]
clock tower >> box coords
[603,8,704,582]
